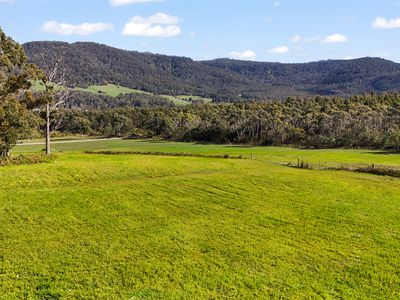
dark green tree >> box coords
[0,28,42,156]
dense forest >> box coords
[49,93,400,150]
[24,41,400,102]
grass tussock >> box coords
[349,164,400,177]
[290,159,400,178]
[0,154,56,167]
[85,150,245,159]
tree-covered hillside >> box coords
[24,41,400,102]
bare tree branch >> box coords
[51,114,65,133]
[40,51,70,155]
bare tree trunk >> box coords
[46,103,51,155]
[0,149,10,157]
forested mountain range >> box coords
[23,41,400,102]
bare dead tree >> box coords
[40,54,70,155]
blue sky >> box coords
[1,0,400,62]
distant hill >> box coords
[23,41,400,102]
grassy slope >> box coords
[2,140,400,298]
[74,84,212,105]
[31,80,46,92]
[160,95,193,106]
[177,95,213,103]
[161,95,213,106]
[75,84,151,98]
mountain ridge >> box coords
[23,41,400,102]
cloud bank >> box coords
[42,21,113,36]
[122,13,181,37]
[269,46,289,54]
[229,50,256,60]
[372,17,400,29]
[322,34,348,44]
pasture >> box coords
[74,84,212,105]
[1,139,399,298]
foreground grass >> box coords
[2,140,400,298]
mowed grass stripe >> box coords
[1,152,399,298]
[13,139,400,168]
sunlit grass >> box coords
[13,139,400,167]
[75,84,151,97]
[2,140,400,298]
[74,84,212,105]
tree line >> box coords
[53,93,400,150]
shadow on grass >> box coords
[142,139,255,148]
[85,150,245,159]
[366,150,400,155]
[190,141,258,149]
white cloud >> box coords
[372,17,400,29]
[42,21,113,36]
[273,0,280,7]
[322,33,348,44]
[372,52,390,58]
[0,0,14,4]
[291,34,349,44]
[290,35,301,43]
[229,50,256,60]
[264,17,273,23]
[110,0,164,6]
[268,46,289,54]
[122,13,181,37]
[132,13,178,25]
[290,34,320,43]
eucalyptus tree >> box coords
[0,28,42,156]
[35,51,70,155]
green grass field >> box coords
[2,140,400,298]
[162,95,213,106]
[75,84,151,98]
[176,95,213,103]
[74,84,212,105]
